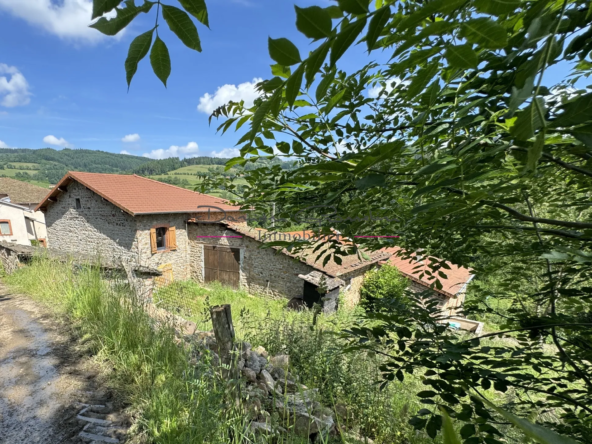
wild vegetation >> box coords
[87,0,592,442]
[6,257,433,444]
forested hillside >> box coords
[0,148,294,192]
[0,148,148,184]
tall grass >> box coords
[5,258,431,443]
[4,257,250,443]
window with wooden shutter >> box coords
[168,226,177,250]
[150,228,157,254]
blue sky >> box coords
[0,1,573,160]
[0,0,357,159]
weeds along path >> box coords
[0,283,110,444]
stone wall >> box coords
[44,181,138,263]
[188,223,314,299]
[135,215,191,281]
[340,267,372,309]
[44,181,191,281]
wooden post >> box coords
[210,304,237,378]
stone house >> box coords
[0,178,48,246]
[36,172,388,309]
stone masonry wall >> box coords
[339,264,377,309]
[44,181,138,263]
[188,223,314,299]
[44,181,191,281]
[135,215,191,281]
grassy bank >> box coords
[4,257,431,443]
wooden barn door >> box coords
[204,246,240,288]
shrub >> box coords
[360,264,408,311]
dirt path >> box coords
[0,284,119,443]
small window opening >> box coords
[156,226,168,251]
[0,221,11,235]
[75,198,81,209]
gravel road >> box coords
[0,284,110,443]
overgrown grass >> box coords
[154,280,430,443]
[5,258,432,443]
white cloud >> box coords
[43,135,72,148]
[0,0,116,43]
[122,133,140,143]
[143,141,199,160]
[197,78,263,114]
[0,64,31,107]
[120,150,131,155]
[211,148,240,158]
[0,140,10,148]
[368,78,408,98]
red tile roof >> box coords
[384,247,473,297]
[187,222,390,277]
[36,172,242,216]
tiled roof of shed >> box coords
[36,172,242,216]
[0,177,49,205]
[187,221,390,277]
[384,247,473,297]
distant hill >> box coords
[0,148,148,184]
[0,148,295,193]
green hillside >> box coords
[0,148,293,198]
[0,148,148,185]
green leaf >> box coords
[337,0,370,15]
[445,44,478,69]
[508,75,535,114]
[325,6,343,19]
[426,415,443,439]
[572,124,592,147]
[162,5,202,52]
[440,408,462,444]
[178,0,209,27]
[460,424,476,439]
[92,0,121,19]
[305,41,331,87]
[125,28,154,88]
[260,77,284,92]
[552,93,592,127]
[366,6,390,51]
[330,18,367,66]
[480,398,579,444]
[355,174,385,189]
[324,89,346,113]
[406,62,439,99]
[150,36,171,87]
[316,69,336,102]
[526,132,545,172]
[295,6,332,40]
[268,37,301,66]
[250,89,282,141]
[271,64,291,79]
[286,63,304,108]
[511,97,546,140]
[474,0,521,16]
[460,18,508,49]
[398,0,466,31]
[90,1,154,36]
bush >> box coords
[360,264,408,311]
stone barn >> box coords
[36,172,388,309]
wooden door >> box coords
[204,245,240,288]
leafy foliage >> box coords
[360,264,408,312]
[94,0,592,442]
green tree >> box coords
[93,0,592,442]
